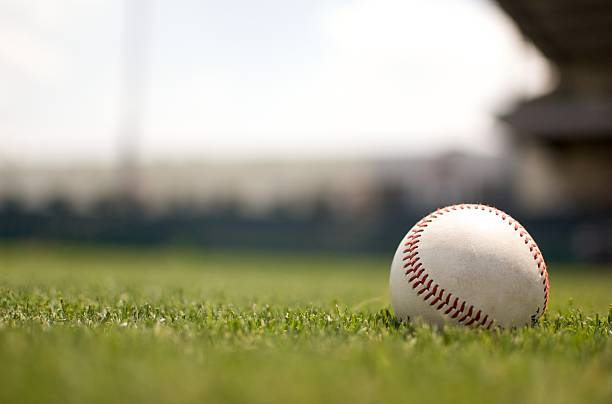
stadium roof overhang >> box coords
[495,0,612,67]
[495,0,612,141]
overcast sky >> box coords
[0,0,552,165]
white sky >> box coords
[0,0,552,165]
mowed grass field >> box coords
[0,243,611,404]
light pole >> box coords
[117,0,154,201]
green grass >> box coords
[0,243,611,404]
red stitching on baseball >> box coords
[403,245,419,254]
[444,297,458,315]
[401,203,549,329]
[405,262,422,274]
[458,306,473,323]
[465,310,481,326]
[403,251,419,261]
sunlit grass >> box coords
[0,243,610,404]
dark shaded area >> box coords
[495,0,612,64]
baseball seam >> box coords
[401,203,549,329]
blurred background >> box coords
[1,0,611,263]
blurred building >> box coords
[0,153,513,255]
[497,0,612,215]
[0,153,507,217]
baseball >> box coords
[389,204,550,329]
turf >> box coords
[0,243,611,404]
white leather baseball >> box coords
[390,204,549,329]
